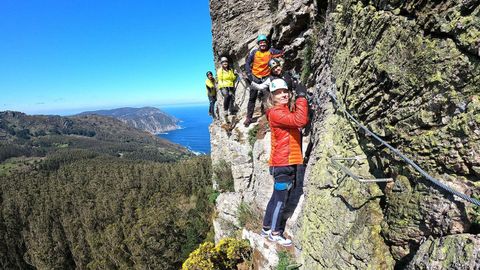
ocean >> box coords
[158,104,212,154]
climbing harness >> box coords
[327,89,480,207]
[331,156,393,183]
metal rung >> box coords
[331,156,393,183]
[286,263,302,270]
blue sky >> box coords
[0,1,214,115]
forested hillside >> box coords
[0,111,188,164]
[0,155,213,269]
[0,111,215,269]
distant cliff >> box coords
[77,107,180,134]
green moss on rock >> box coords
[407,234,480,269]
[319,0,479,262]
[301,110,394,269]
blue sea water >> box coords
[158,104,212,154]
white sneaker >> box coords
[268,233,292,246]
[260,228,271,237]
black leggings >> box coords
[263,165,297,233]
[246,77,268,119]
[220,87,235,114]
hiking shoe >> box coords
[268,233,292,247]
[260,228,271,238]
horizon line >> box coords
[1,101,210,116]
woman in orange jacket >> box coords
[261,78,308,247]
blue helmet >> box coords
[257,34,268,44]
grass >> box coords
[213,159,235,192]
[208,189,220,204]
[277,251,299,270]
[53,143,69,148]
[0,157,42,176]
[248,124,259,147]
[0,162,17,176]
[237,202,263,231]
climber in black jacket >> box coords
[251,58,303,100]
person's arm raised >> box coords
[268,98,308,128]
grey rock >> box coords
[213,192,242,243]
[209,0,480,268]
[407,234,480,270]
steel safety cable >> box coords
[327,90,480,207]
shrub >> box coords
[16,129,31,140]
[248,125,259,147]
[0,143,33,162]
[469,193,480,233]
[182,238,251,270]
[34,130,47,136]
[213,160,234,192]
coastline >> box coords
[150,124,181,135]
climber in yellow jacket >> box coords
[205,71,217,118]
[216,56,237,117]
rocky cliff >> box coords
[208,0,479,269]
[77,106,179,134]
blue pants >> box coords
[208,95,216,116]
[263,165,297,232]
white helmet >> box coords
[269,78,288,92]
[220,56,228,63]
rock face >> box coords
[77,107,179,134]
[407,234,480,270]
[209,0,480,269]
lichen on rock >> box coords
[208,0,480,268]
[406,234,480,270]
[301,106,394,269]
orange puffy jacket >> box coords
[246,48,284,79]
[266,97,309,166]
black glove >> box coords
[295,84,307,98]
[247,73,254,83]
